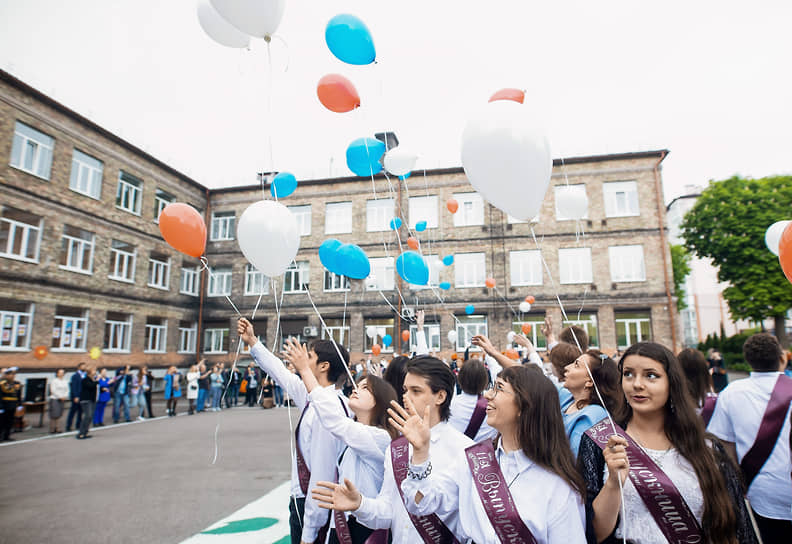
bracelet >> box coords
[407,461,432,480]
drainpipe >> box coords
[196,187,210,363]
[652,151,678,351]
[396,177,403,353]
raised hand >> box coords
[283,337,310,373]
[471,334,496,356]
[312,479,362,512]
[603,435,630,487]
[513,334,536,353]
[237,318,257,347]
[416,309,425,330]
[541,315,556,346]
[388,397,431,464]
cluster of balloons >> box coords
[767,220,792,284]
[319,239,371,280]
[197,0,286,48]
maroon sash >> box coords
[465,441,538,544]
[585,419,703,543]
[700,394,718,427]
[390,436,460,544]
[464,395,488,439]
[740,375,792,488]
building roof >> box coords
[666,192,701,211]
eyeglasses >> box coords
[484,382,515,398]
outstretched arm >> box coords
[472,334,518,368]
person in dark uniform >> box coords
[0,367,22,441]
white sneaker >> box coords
[138,416,145,421]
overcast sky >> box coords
[1,0,790,203]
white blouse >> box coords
[49,377,70,400]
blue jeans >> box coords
[197,388,208,412]
[274,385,284,406]
[130,391,147,418]
[211,386,223,409]
[226,384,239,407]
[113,392,130,422]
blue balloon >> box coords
[319,239,343,275]
[415,221,427,232]
[465,304,475,315]
[336,243,370,280]
[399,172,411,181]
[346,137,386,177]
[439,282,451,290]
[389,217,402,230]
[325,14,376,66]
[382,334,392,347]
[396,251,429,285]
[442,255,454,266]
[270,172,297,198]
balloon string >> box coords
[200,257,243,318]
[211,338,243,465]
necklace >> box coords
[628,428,673,466]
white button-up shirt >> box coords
[354,421,473,544]
[249,342,350,543]
[448,391,498,443]
[708,371,792,520]
[402,440,586,544]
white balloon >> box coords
[447,330,458,344]
[765,220,791,256]
[237,200,300,277]
[210,0,286,39]
[461,100,552,221]
[506,331,516,343]
[519,301,531,313]
[384,148,418,177]
[555,185,589,220]
[196,0,250,48]
[366,326,378,340]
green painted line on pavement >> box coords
[201,517,278,535]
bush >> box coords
[698,328,762,370]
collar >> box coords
[495,437,533,472]
[429,421,448,443]
[749,371,783,379]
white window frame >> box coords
[10,121,54,179]
[154,189,173,222]
[609,245,646,282]
[288,205,312,237]
[509,250,542,286]
[180,266,200,296]
[144,319,167,353]
[366,199,394,232]
[562,314,600,349]
[409,323,441,352]
[60,227,94,275]
[456,316,488,352]
[178,323,197,353]
[364,319,394,353]
[603,181,640,217]
[0,305,34,351]
[52,310,88,352]
[208,267,232,297]
[322,321,351,351]
[210,211,236,241]
[408,195,439,230]
[558,248,593,284]
[554,184,589,221]
[324,270,350,292]
[148,256,171,290]
[511,318,548,351]
[244,264,270,296]
[283,261,309,293]
[325,202,353,234]
[116,172,142,215]
[454,252,486,288]
[411,254,441,290]
[104,316,132,353]
[204,328,229,354]
[108,241,136,283]
[453,193,484,227]
[616,314,651,349]
[69,149,103,199]
[0,210,42,263]
[366,257,395,291]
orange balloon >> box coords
[505,349,520,360]
[447,198,459,214]
[159,203,206,258]
[407,237,420,250]
[485,277,496,288]
[488,88,525,104]
[525,295,535,304]
[372,344,382,356]
[33,345,48,360]
[779,222,792,283]
[317,74,360,113]
[451,353,458,360]
[401,330,410,342]
[521,323,532,335]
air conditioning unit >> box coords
[303,326,318,337]
[401,307,415,320]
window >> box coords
[10,121,54,179]
[0,302,33,351]
[69,149,103,199]
[409,323,441,352]
[0,208,42,262]
[59,225,94,274]
[554,184,588,220]
[411,254,441,290]
[456,315,488,351]
[324,271,350,292]
[244,264,270,296]
[609,245,646,282]
[204,325,229,353]
[563,313,600,348]
[288,205,312,236]
[180,266,200,296]
[511,318,548,351]
[284,261,309,293]
[322,318,351,350]
[453,193,484,227]
[509,250,542,286]
[615,312,651,349]
[208,267,232,296]
[178,321,197,353]
[148,254,171,290]
[603,181,640,217]
[408,196,438,229]
[108,240,136,282]
[455,252,486,288]
[154,189,173,221]
[144,317,167,353]
[366,199,394,232]
[366,257,394,291]
[558,248,592,284]
[325,202,353,234]
[364,318,394,353]
[116,171,142,214]
[210,211,235,241]
[104,312,132,352]
[51,306,88,351]
[242,318,267,353]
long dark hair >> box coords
[677,348,713,408]
[577,350,622,414]
[499,365,585,499]
[383,356,410,407]
[360,375,399,440]
[618,342,737,544]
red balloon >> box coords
[778,222,792,283]
[401,330,410,342]
[371,344,382,356]
[447,198,459,214]
[317,74,360,113]
[159,203,206,258]
[525,295,535,304]
[489,88,525,104]
[407,237,420,250]
[521,323,532,335]
[485,277,496,288]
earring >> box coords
[669,398,676,413]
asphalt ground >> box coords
[0,405,294,544]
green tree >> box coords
[681,175,792,346]
[670,244,691,311]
